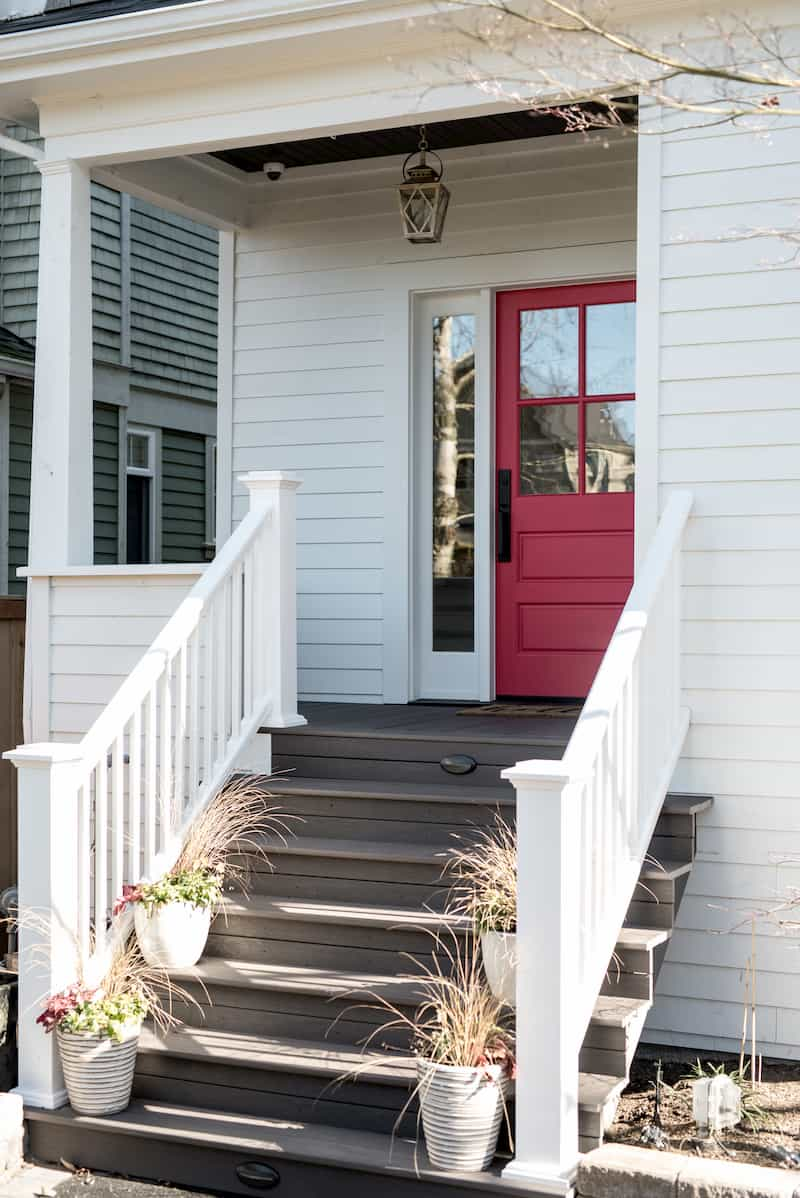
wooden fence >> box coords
[0,597,24,935]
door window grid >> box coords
[517,300,635,497]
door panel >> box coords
[496,281,636,698]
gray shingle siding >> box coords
[93,402,120,563]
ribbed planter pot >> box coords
[417,1058,508,1172]
[134,901,212,969]
[57,1025,140,1116]
[481,930,517,1007]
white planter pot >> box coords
[134,901,212,969]
[481,930,517,1007]
[57,1025,140,1116]
[417,1058,508,1172]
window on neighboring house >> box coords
[204,436,217,560]
[126,427,157,564]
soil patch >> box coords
[608,1052,800,1170]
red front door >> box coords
[496,281,636,698]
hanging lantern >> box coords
[398,126,450,244]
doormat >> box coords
[457,702,582,718]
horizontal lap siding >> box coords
[47,575,199,741]
[233,133,636,702]
[0,126,41,339]
[643,119,800,1058]
[161,429,207,563]
[130,200,219,404]
[93,403,119,564]
[7,382,32,595]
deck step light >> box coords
[398,126,450,243]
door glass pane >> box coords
[519,403,579,495]
[586,302,636,395]
[585,401,635,493]
[432,314,475,653]
[520,307,579,398]
[126,475,152,563]
[127,432,151,471]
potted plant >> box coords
[365,937,515,1173]
[116,774,290,970]
[36,941,156,1117]
[446,816,517,1007]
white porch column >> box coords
[29,159,94,568]
[502,761,580,1196]
[240,472,306,728]
[3,744,82,1110]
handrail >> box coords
[7,471,303,989]
[502,489,693,1190]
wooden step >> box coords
[26,1101,531,1198]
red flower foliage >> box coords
[36,984,99,1034]
[112,884,144,917]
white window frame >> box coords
[124,423,161,564]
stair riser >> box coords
[171,987,418,1049]
[579,1046,628,1077]
[272,755,510,788]
[204,928,460,975]
[134,1058,417,1137]
[260,797,514,843]
[239,872,451,907]
[27,1118,506,1198]
[272,732,554,768]
[238,853,449,889]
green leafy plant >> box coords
[115,866,222,915]
[683,1059,772,1132]
[445,815,516,934]
[43,989,149,1042]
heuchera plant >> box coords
[37,985,148,1042]
[114,866,223,917]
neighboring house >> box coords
[0,127,219,593]
[0,2,797,1197]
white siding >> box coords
[41,572,200,741]
[232,132,637,701]
[641,119,800,1058]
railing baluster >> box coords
[216,580,227,756]
[175,642,187,814]
[203,605,214,785]
[243,546,254,719]
[78,777,91,960]
[111,731,124,906]
[145,683,157,876]
[189,626,200,807]
[160,663,173,853]
[130,705,142,884]
[94,760,108,956]
[231,561,243,739]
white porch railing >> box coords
[5,471,304,1111]
[502,490,693,1195]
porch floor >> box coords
[286,701,581,752]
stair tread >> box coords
[615,925,671,951]
[640,857,692,881]
[578,1073,628,1112]
[25,1102,528,1193]
[252,834,452,865]
[139,1025,616,1117]
[590,994,650,1029]
[218,893,468,931]
[173,956,429,1003]
[263,776,514,805]
[139,1026,417,1085]
[663,791,713,816]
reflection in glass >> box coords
[585,401,635,493]
[519,403,579,495]
[520,307,579,398]
[433,314,475,652]
[586,302,636,395]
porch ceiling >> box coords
[214,103,633,173]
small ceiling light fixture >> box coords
[398,126,450,244]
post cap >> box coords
[3,743,85,768]
[239,471,302,492]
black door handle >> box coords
[497,469,511,562]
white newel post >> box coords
[240,472,306,728]
[2,745,82,1110]
[29,159,94,569]
[502,761,580,1196]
